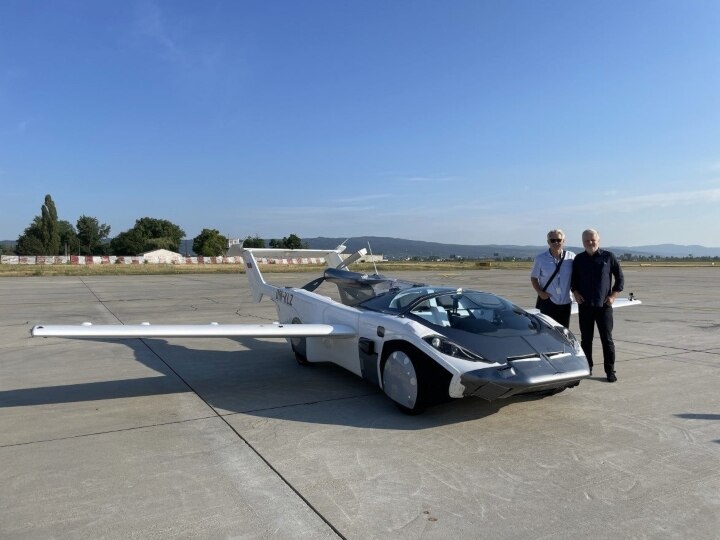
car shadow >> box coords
[4,337,563,430]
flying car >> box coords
[31,245,641,414]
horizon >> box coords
[1,2,719,247]
[4,234,720,253]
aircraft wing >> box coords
[571,297,642,314]
[31,322,356,339]
[525,297,642,316]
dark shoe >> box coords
[607,373,617,383]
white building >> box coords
[140,249,183,264]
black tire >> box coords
[290,318,310,366]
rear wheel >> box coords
[290,318,310,366]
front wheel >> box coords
[382,350,425,414]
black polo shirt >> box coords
[571,249,624,307]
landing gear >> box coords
[290,317,309,366]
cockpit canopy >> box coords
[308,268,540,337]
[308,267,422,306]
[360,286,540,337]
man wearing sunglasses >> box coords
[571,229,624,382]
[530,229,575,328]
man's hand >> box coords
[574,292,584,304]
[538,291,551,300]
[605,294,617,306]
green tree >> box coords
[77,215,111,255]
[40,194,60,255]
[242,235,265,248]
[16,195,61,255]
[110,217,185,255]
[268,233,307,249]
[110,228,145,255]
[57,220,80,256]
[192,229,228,256]
[16,217,45,255]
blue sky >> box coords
[1,1,719,247]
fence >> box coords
[0,256,325,265]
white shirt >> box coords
[530,249,576,305]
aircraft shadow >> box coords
[3,337,561,430]
[675,413,720,444]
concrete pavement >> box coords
[1,268,718,538]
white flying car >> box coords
[32,245,641,414]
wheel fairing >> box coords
[382,350,419,409]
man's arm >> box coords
[570,255,584,304]
[606,253,624,305]
[531,277,551,300]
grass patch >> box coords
[1,259,717,278]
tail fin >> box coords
[241,250,275,302]
[240,245,350,302]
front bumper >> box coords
[460,354,590,400]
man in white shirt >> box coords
[530,229,575,327]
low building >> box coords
[140,249,183,264]
[357,254,386,263]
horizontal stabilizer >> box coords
[241,246,346,259]
[31,322,356,339]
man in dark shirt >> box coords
[571,229,624,382]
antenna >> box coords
[367,241,379,275]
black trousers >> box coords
[577,304,615,375]
[539,300,572,328]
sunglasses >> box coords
[548,239,563,243]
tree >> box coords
[16,217,45,255]
[242,235,265,248]
[110,228,145,255]
[110,217,185,255]
[268,233,307,249]
[0,241,15,256]
[40,194,60,255]
[192,229,228,256]
[77,215,111,255]
[16,195,62,255]
[57,220,80,255]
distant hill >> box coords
[3,237,720,259]
[304,236,542,259]
[610,244,720,258]
[302,236,720,260]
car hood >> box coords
[438,326,576,365]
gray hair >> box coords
[546,229,565,240]
[582,229,599,239]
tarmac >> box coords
[1,266,718,539]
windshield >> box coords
[360,287,540,337]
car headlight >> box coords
[423,335,491,363]
[559,326,582,354]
